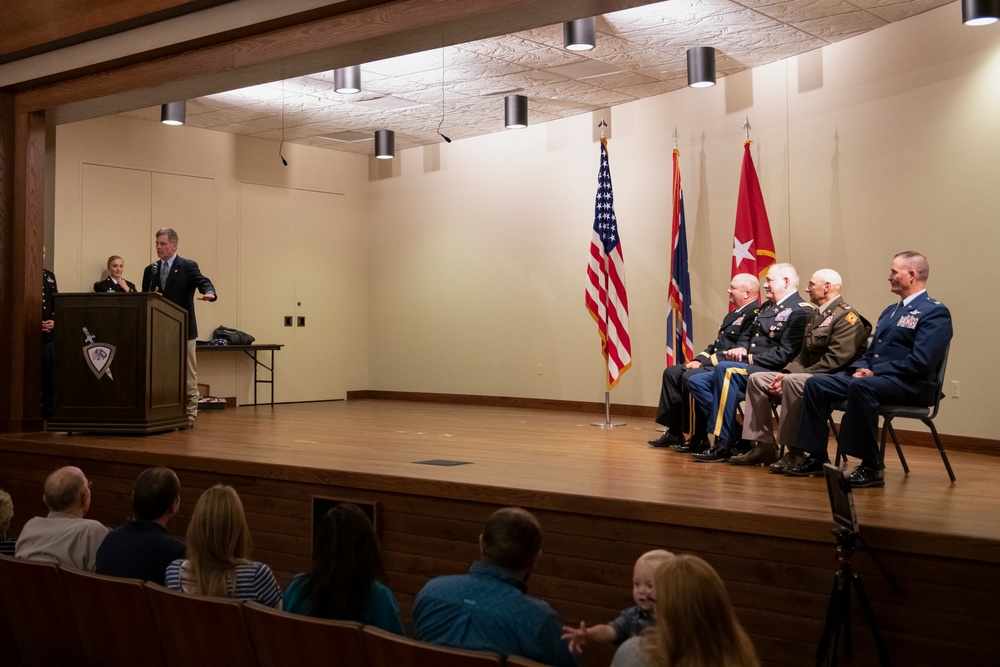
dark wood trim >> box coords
[0,0,241,64]
[347,390,1000,457]
[0,109,46,433]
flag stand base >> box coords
[592,392,626,427]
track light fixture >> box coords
[334,66,362,94]
[160,101,186,125]
[686,47,717,88]
[504,94,528,129]
[374,129,395,159]
[564,17,596,51]
[962,0,999,25]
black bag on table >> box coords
[211,326,255,345]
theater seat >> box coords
[243,600,370,667]
[0,555,85,667]
[362,625,502,667]
[59,567,166,667]
[144,582,257,667]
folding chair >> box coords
[833,346,954,482]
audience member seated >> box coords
[0,489,15,556]
[14,466,109,570]
[96,467,186,584]
[412,507,576,667]
[165,484,281,607]
[610,555,758,667]
[283,503,403,633]
[563,549,674,653]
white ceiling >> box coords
[121,0,953,155]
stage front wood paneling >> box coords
[1,400,996,667]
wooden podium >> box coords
[47,293,190,433]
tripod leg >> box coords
[816,571,849,667]
[851,574,892,666]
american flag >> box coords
[666,148,694,366]
[585,138,631,389]
[731,140,776,293]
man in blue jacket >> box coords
[788,251,952,487]
[412,507,576,667]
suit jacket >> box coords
[695,300,760,367]
[142,255,217,340]
[42,268,58,342]
[785,295,871,374]
[853,292,952,396]
[93,277,138,293]
[739,292,812,370]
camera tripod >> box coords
[816,528,892,666]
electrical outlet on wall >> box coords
[950,381,960,398]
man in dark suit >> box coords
[792,251,952,488]
[687,263,813,462]
[647,273,760,452]
[41,246,57,419]
[142,228,217,426]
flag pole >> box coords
[592,118,626,428]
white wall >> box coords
[53,4,999,438]
[54,115,372,402]
[365,4,1000,439]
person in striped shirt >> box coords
[165,484,281,607]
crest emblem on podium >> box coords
[82,327,116,380]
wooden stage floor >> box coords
[2,400,998,666]
[8,400,996,549]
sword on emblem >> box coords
[82,327,116,380]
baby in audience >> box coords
[563,549,674,653]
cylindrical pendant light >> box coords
[504,94,528,129]
[962,0,999,25]
[160,101,186,125]
[374,129,395,159]
[686,47,716,88]
[334,66,362,93]
[564,17,596,51]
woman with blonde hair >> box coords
[164,484,281,607]
[611,554,758,667]
[94,255,137,292]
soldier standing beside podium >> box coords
[41,246,57,419]
[142,228,217,428]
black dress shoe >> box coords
[691,443,732,463]
[783,455,829,477]
[769,448,808,474]
[846,464,885,488]
[768,447,809,475]
[647,431,684,448]
[675,437,710,454]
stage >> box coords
[1,400,997,666]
